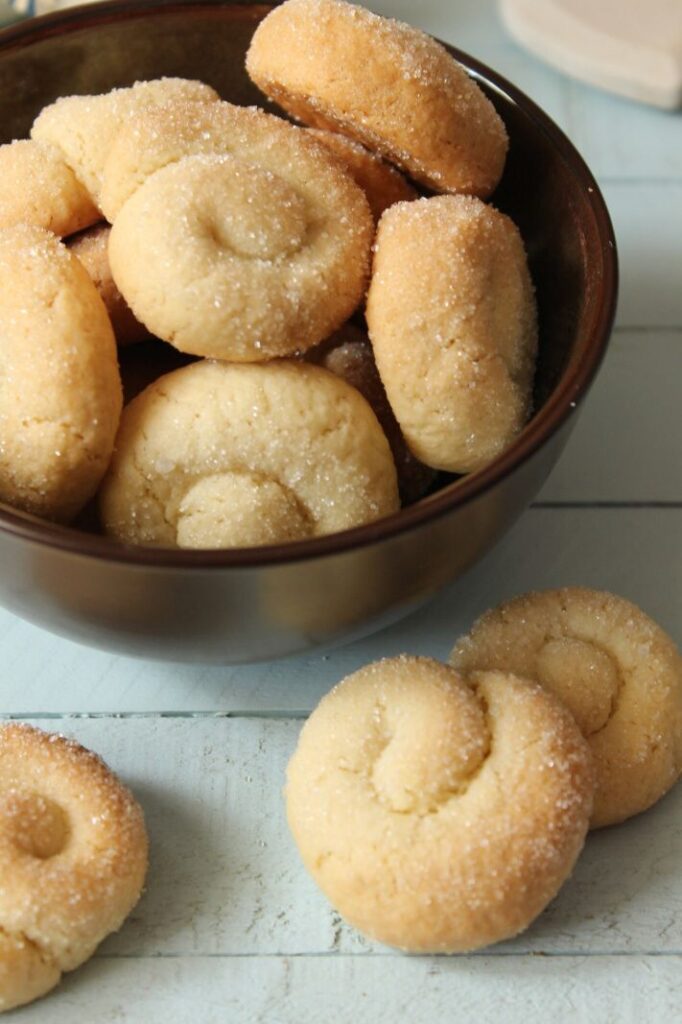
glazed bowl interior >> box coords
[0,0,617,662]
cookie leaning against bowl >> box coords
[0,224,122,522]
[99,359,399,549]
[31,77,220,208]
[366,194,537,474]
[0,723,148,1013]
[286,655,593,953]
[451,588,682,828]
[0,139,99,236]
[246,0,508,198]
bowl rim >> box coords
[0,0,618,569]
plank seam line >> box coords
[92,950,682,960]
[0,711,310,721]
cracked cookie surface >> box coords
[451,587,682,828]
[286,655,593,952]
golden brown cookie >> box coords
[366,195,537,474]
[107,139,372,361]
[67,223,148,346]
[451,588,682,828]
[246,0,508,197]
[0,723,148,1013]
[0,224,122,522]
[0,139,99,236]
[99,359,399,548]
[309,322,436,504]
[306,128,417,220]
[31,78,220,207]
[286,655,593,952]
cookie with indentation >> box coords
[309,322,436,504]
[305,128,417,220]
[99,359,399,548]
[31,77,220,208]
[451,588,682,828]
[286,655,593,952]
[108,141,372,361]
[0,224,122,522]
[0,139,99,236]
[246,0,508,197]
[0,723,148,1012]
[366,194,537,474]
[67,224,148,346]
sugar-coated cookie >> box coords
[0,225,122,522]
[31,78,220,207]
[286,655,593,952]
[366,195,537,474]
[451,588,682,828]
[0,723,148,1012]
[306,128,417,220]
[310,323,436,504]
[107,137,372,361]
[246,0,508,197]
[100,359,399,548]
[0,140,99,236]
[67,224,148,346]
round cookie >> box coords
[366,194,538,474]
[451,588,682,828]
[108,142,373,361]
[306,128,417,220]
[0,139,99,236]
[31,77,220,207]
[309,322,436,504]
[67,223,148,346]
[246,0,508,197]
[0,723,148,1013]
[99,359,399,548]
[0,224,122,522]
[286,655,593,952]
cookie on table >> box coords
[0,224,122,522]
[0,723,148,1012]
[286,655,593,952]
[451,588,682,828]
[366,194,537,474]
[99,359,399,549]
[67,223,148,346]
[31,77,220,208]
[246,0,508,197]
[0,139,99,236]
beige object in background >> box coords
[500,0,682,109]
[286,655,593,952]
[0,224,122,522]
[451,588,682,828]
[100,360,399,549]
[367,194,537,475]
[246,0,508,197]
[0,723,148,1013]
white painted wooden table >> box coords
[2,1,682,1020]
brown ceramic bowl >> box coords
[0,0,617,663]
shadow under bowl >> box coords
[0,0,617,664]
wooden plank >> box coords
[2,507,681,713]
[8,955,682,1024]
[7,716,681,959]
[539,329,682,502]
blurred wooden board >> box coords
[500,0,682,108]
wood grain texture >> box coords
[7,955,682,1024]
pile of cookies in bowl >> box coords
[0,0,536,551]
